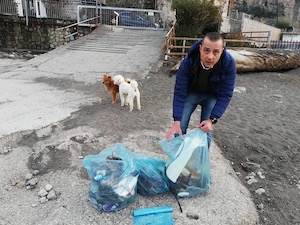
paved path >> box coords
[0,26,259,225]
[0,26,166,136]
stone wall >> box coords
[0,15,90,51]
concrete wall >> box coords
[282,32,300,41]
[242,17,281,40]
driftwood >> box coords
[170,49,300,74]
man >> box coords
[166,32,236,148]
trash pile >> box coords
[82,129,210,213]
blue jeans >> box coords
[179,92,217,149]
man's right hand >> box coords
[166,121,182,140]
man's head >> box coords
[199,32,224,69]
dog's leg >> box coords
[136,90,141,110]
[128,97,134,112]
[124,95,128,106]
[120,94,125,107]
[112,93,117,104]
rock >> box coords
[45,184,53,192]
[234,86,246,93]
[26,177,39,187]
[47,190,57,200]
[186,213,199,220]
[257,203,264,211]
[255,188,266,195]
[25,173,33,181]
[245,175,255,180]
[247,178,258,185]
[32,170,40,176]
[257,171,265,179]
[39,197,48,204]
[38,188,48,197]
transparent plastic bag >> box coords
[159,129,210,198]
[133,154,169,196]
[82,143,138,211]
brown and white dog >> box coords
[102,74,119,103]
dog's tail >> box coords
[130,80,138,91]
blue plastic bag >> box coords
[159,129,210,198]
[82,143,139,211]
[133,154,169,196]
[133,206,174,225]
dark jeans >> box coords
[179,92,217,149]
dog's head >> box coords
[102,74,113,85]
[113,75,125,85]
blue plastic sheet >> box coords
[133,206,174,225]
[159,129,211,198]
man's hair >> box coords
[203,32,223,43]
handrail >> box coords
[56,16,100,44]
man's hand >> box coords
[166,121,182,140]
[198,119,213,133]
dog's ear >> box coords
[108,75,112,79]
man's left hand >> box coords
[198,119,213,133]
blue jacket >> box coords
[173,39,236,120]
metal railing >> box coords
[164,28,300,59]
[77,5,166,30]
[0,0,19,15]
[0,0,69,19]
[270,40,300,49]
[56,15,100,44]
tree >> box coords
[172,0,221,37]
[276,17,291,30]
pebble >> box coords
[247,178,258,185]
[47,190,57,200]
[255,188,266,195]
[39,197,48,204]
[38,188,48,197]
[186,213,199,220]
[26,177,39,188]
[257,171,265,179]
[45,184,53,192]
[32,170,40,176]
[25,173,33,181]
[257,203,264,211]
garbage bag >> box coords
[133,154,169,196]
[82,143,139,211]
[159,129,210,198]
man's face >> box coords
[199,38,223,68]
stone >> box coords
[255,188,266,195]
[257,203,264,211]
[26,177,39,187]
[45,184,53,192]
[47,190,57,200]
[32,170,40,175]
[25,173,33,181]
[39,197,48,204]
[247,178,258,185]
[234,86,246,93]
[38,188,48,197]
